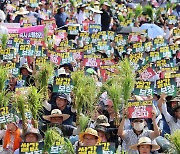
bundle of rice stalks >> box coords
[43,128,63,153]
[79,114,89,132]
[61,137,75,154]
[0,65,7,92]
[1,34,9,50]
[127,12,133,20]
[15,94,26,133]
[27,86,43,128]
[119,58,135,105]
[0,91,12,108]
[166,130,180,153]
[143,5,154,22]
[34,62,54,100]
[43,27,48,44]
[102,76,122,114]
[135,5,143,19]
[71,71,97,117]
[118,15,125,22]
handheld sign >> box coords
[128,101,153,119]
[76,145,103,154]
[20,142,44,154]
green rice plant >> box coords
[43,27,48,44]
[34,62,54,100]
[143,5,154,22]
[127,12,133,20]
[79,114,89,132]
[165,130,180,153]
[71,71,97,118]
[15,94,26,133]
[43,128,63,153]
[61,138,75,154]
[0,65,7,92]
[1,34,9,50]
[118,15,125,22]
[135,5,143,19]
[119,58,135,106]
[27,86,43,128]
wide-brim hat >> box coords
[90,7,103,14]
[78,3,87,8]
[43,109,70,121]
[58,3,66,8]
[21,128,42,141]
[103,2,111,7]
[20,64,33,73]
[79,128,101,143]
[130,137,160,151]
[94,1,100,5]
[15,8,29,15]
[95,125,106,132]
[94,115,110,127]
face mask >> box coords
[133,122,145,131]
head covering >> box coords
[56,93,68,100]
[103,1,111,7]
[43,109,70,121]
[21,128,42,141]
[15,8,29,15]
[20,64,33,73]
[95,115,110,127]
[95,125,106,132]
[57,67,67,76]
[130,137,160,151]
[78,3,87,8]
[79,128,101,143]
[91,6,103,14]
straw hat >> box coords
[94,1,100,5]
[90,6,103,14]
[43,109,70,121]
[57,67,67,76]
[95,115,110,127]
[79,128,101,143]
[22,128,42,141]
[15,8,29,15]
[130,137,160,151]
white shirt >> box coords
[94,14,101,25]
[162,103,180,134]
[76,10,86,24]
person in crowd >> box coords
[14,7,29,23]
[20,64,35,86]
[0,10,8,36]
[101,1,113,31]
[130,137,160,154]
[0,120,21,154]
[78,128,101,146]
[158,93,180,134]
[41,109,78,137]
[43,93,76,125]
[90,5,102,25]
[75,4,87,24]
[54,4,68,28]
[118,109,160,153]
[14,128,42,154]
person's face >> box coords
[139,145,151,154]
[106,104,114,114]
[175,109,180,119]
[60,7,64,12]
[83,134,98,146]
[9,77,17,86]
[21,68,29,76]
[25,133,38,142]
[7,123,17,134]
[50,116,63,124]
[97,130,106,142]
[56,97,67,109]
[102,4,108,10]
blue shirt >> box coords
[54,12,68,28]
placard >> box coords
[156,78,176,96]
[89,24,101,33]
[76,145,103,154]
[20,142,43,154]
[134,81,154,96]
[128,101,153,118]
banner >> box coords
[140,67,156,81]
[89,24,101,33]
[128,101,153,118]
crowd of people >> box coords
[0,0,180,154]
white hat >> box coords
[58,67,67,76]
[43,109,70,121]
[103,2,111,7]
[15,8,29,15]
[130,137,160,151]
[91,6,103,14]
